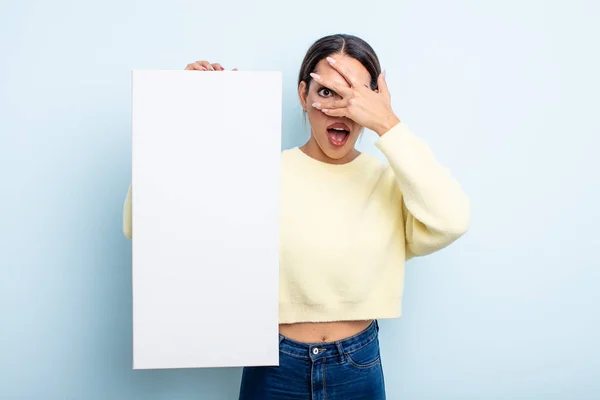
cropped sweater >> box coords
[122,122,470,324]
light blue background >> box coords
[1,0,599,399]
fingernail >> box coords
[326,57,336,64]
[312,102,321,108]
[322,109,329,113]
[310,73,321,80]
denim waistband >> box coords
[278,320,379,361]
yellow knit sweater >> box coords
[123,122,470,324]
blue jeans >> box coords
[238,320,386,399]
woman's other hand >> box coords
[184,60,238,71]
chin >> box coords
[317,134,358,162]
[321,143,353,159]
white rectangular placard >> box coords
[131,70,281,369]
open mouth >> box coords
[326,122,351,147]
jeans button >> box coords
[312,348,319,355]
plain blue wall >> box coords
[2,0,599,399]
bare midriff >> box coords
[278,320,373,343]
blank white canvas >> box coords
[131,70,282,369]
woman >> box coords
[123,34,470,399]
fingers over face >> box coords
[310,72,352,97]
[312,98,348,110]
[325,56,360,88]
[320,108,348,117]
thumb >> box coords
[377,71,389,96]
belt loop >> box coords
[335,341,345,363]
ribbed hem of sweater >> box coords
[278,298,403,324]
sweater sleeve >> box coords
[375,122,470,259]
[123,184,132,240]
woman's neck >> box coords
[300,136,361,165]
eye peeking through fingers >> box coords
[317,87,335,98]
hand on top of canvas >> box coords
[310,56,400,136]
[184,60,238,71]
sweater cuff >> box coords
[374,122,414,152]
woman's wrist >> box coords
[374,114,401,137]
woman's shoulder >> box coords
[280,147,300,159]
[357,151,387,168]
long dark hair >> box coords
[298,34,382,94]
